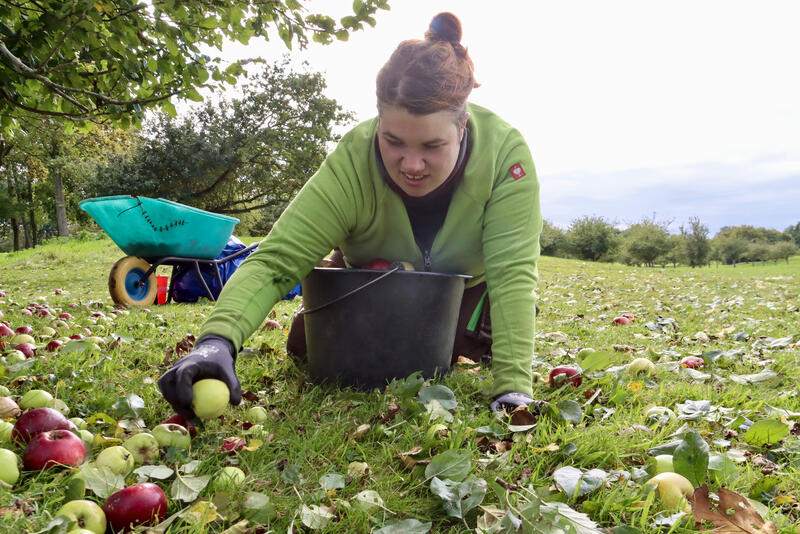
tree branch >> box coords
[36,10,89,71]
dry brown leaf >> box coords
[510,406,537,426]
[692,485,777,533]
[613,344,637,352]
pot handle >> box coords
[298,266,401,316]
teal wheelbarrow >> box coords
[80,195,257,306]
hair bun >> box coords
[425,12,462,43]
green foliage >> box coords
[680,216,710,267]
[540,219,566,257]
[0,0,390,132]
[784,221,800,246]
[621,217,671,267]
[88,60,353,230]
[565,215,619,261]
[712,235,749,265]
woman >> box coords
[158,12,542,416]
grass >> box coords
[0,236,798,533]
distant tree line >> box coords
[541,217,800,267]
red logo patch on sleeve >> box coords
[509,163,526,180]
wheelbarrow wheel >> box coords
[108,256,157,306]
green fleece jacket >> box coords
[199,103,542,397]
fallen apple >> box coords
[56,499,107,534]
[14,342,36,358]
[151,423,191,450]
[680,356,704,369]
[58,312,73,320]
[19,389,54,410]
[69,417,88,430]
[0,447,20,485]
[122,433,160,465]
[646,454,675,476]
[95,445,135,476]
[645,472,693,511]
[549,366,582,387]
[191,379,229,419]
[0,396,21,418]
[45,339,64,352]
[363,258,392,270]
[628,358,656,375]
[10,333,35,345]
[23,429,86,470]
[220,436,245,455]
[12,407,72,444]
[612,316,631,325]
[212,466,246,491]
[103,482,168,532]
[262,319,281,330]
[0,421,14,443]
[14,325,33,335]
[0,324,13,338]
[37,326,57,338]
[576,347,596,359]
[161,413,197,437]
[245,406,268,424]
[51,398,70,416]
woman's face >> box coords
[377,105,468,197]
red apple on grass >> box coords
[46,339,64,352]
[220,436,246,455]
[262,319,281,330]
[14,325,33,335]
[680,356,704,369]
[549,366,583,387]
[58,312,73,320]
[14,342,36,358]
[103,482,167,532]
[363,258,392,270]
[23,429,86,470]
[12,407,73,444]
[612,316,631,325]
[0,324,13,338]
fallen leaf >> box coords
[692,484,777,533]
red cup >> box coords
[156,275,168,305]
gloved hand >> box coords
[157,335,241,421]
[490,392,534,412]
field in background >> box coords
[0,237,798,533]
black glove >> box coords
[489,392,534,412]
[157,335,241,421]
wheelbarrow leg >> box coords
[193,261,216,302]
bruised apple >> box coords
[549,366,582,387]
[645,472,693,510]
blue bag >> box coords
[172,236,254,303]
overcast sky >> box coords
[216,0,800,234]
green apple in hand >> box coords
[152,423,191,449]
[56,499,107,534]
[95,445,135,476]
[0,447,20,485]
[191,379,230,419]
[122,433,160,465]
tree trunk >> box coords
[26,177,37,247]
[6,176,20,250]
[52,171,69,237]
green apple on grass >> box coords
[56,499,107,534]
[20,389,54,410]
[628,357,656,375]
[192,379,230,419]
[647,454,674,476]
[122,433,160,464]
[95,445,135,476]
[0,447,20,485]
[0,421,14,444]
[152,423,191,449]
[245,406,268,424]
[69,417,88,430]
[646,472,693,511]
[212,466,246,491]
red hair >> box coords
[376,12,479,117]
